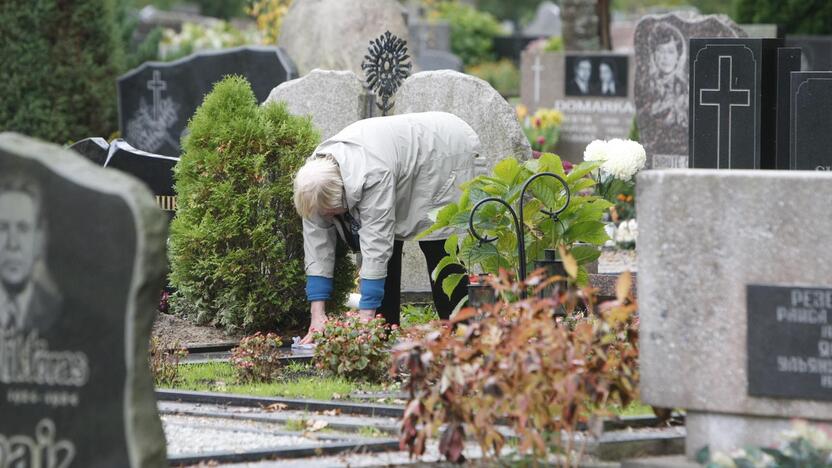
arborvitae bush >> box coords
[0,0,125,143]
[169,76,356,333]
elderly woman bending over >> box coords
[293,111,481,343]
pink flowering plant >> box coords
[313,312,398,382]
[230,332,284,382]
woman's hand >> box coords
[300,301,327,344]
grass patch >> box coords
[161,361,391,400]
[401,303,439,328]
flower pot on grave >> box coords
[467,274,496,309]
[534,248,568,299]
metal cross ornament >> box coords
[361,31,412,116]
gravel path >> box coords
[162,414,330,456]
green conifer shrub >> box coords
[0,0,125,143]
[169,76,355,333]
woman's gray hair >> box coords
[293,153,343,219]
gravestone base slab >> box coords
[652,154,687,168]
[685,411,795,459]
[621,455,700,468]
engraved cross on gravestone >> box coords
[532,55,544,105]
[147,71,167,121]
[698,56,751,167]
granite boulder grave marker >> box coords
[0,132,168,467]
[118,46,296,157]
[634,12,746,168]
[791,72,832,170]
[688,38,785,169]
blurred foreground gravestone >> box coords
[0,132,168,467]
[118,46,296,157]
[638,169,832,461]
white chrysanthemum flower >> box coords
[601,139,647,181]
[583,139,609,162]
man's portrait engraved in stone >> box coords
[566,57,593,96]
[647,23,688,127]
[0,174,61,334]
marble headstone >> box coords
[520,50,636,163]
[265,69,368,141]
[279,0,410,77]
[118,46,296,157]
[0,132,168,467]
[688,38,783,169]
[634,12,746,168]
[790,72,832,170]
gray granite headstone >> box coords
[416,49,463,72]
[118,46,296,157]
[394,70,532,175]
[523,1,562,38]
[264,69,368,141]
[520,50,636,163]
[634,12,745,168]
[279,0,410,77]
[0,132,168,467]
[409,19,451,57]
[790,72,832,170]
[688,38,783,169]
[638,168,832,459]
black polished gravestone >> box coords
[689,38,786,169]
[118,46,296,157]
[68,137,110,166]
[0,133,168,467]
[748,285,832,401]
[67,138,179,214]
[776,48,802,170]
[791,72,832,171]
[104,140,179,213]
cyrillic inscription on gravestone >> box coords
[0,133,168,467]
[790,72,832,171]
[748,285,832,401]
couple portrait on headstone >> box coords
[565,55,629,98]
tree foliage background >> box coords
[0,0,125,143]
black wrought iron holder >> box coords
[466,173,571,305]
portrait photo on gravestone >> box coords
[0,134,168,467]
[564,55,629,97]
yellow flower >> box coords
[515,104,528,121]
[531,108,564,129]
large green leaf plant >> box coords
[418,153,611,297]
